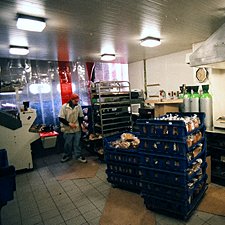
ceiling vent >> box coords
[190,23,225,69]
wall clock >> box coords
[196,68,208,83]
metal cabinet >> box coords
[91,81,132,137]
[206,131,225,186]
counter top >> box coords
[206,127,225,134]
[145,99,183,104]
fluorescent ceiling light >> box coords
[101,53,116,61]
[9,45,29,55]
[17,14,46,32]
[0,91,23,96]
[140,36,161,47]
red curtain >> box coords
[58,61,72,104]
[57,35,73,104]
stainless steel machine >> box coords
[0,108,39,170]
[214,116,225,129]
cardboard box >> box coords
[206,156,211,183]
[153,101,182,117]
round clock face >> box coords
[196,68,208,83]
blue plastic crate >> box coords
[104,132,140,165]
[141,174,207,202]
[140,162,207,186]
[104,132,140,151]
[143,183,207,220]
[0,149,9,167]
[106,170,142,192]
[106,161,142,177]
[137,112,205,139]
[139,135,205,156]
[104,149,140,165]
[140,146,206,172]
[140,167,186,186]
[0,173,16,203]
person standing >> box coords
[59,93,87,163]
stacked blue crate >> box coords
[104,132,142,192]
[137,112,208,220]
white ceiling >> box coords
[0,0,225,64]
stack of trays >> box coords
[104,132,142,192]
[137,112,208,220]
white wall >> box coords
[128,49,194,98]
[128,61,144,91]
[146,49,194,95]
[210,69,225,121]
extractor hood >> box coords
[190,23,225,69]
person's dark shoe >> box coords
[77,156,87,163]
[61,155,72,163]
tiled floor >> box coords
[1,153,225,225]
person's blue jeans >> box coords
[63,132,82,158]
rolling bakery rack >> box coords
[91,81,132,136]
[90,81,133,158]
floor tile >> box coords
[88,216,101,225]
[43,214,64,225]
[20,206,40,220]
[21,214,43,225]
[65,214,86,225]
[57,202,77,213]
[207,215,225,225]
[40,208,61,220]
[184,213,205,225]
[72,196,92,208]
[82,208,101,221]
[61,208,81,221]
[194,211,214,222]
[77,202,98,214]
[2,153,225,225]
[54,197,74,208]
[73,179,90,187]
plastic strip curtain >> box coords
[85,62,95,101]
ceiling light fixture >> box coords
[140,36,161,47]
[101,53,116,61]
[9,45,29,55]
[16,13,46,32]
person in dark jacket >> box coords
[59,93,87,163]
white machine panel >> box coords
[0,109,39,170]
